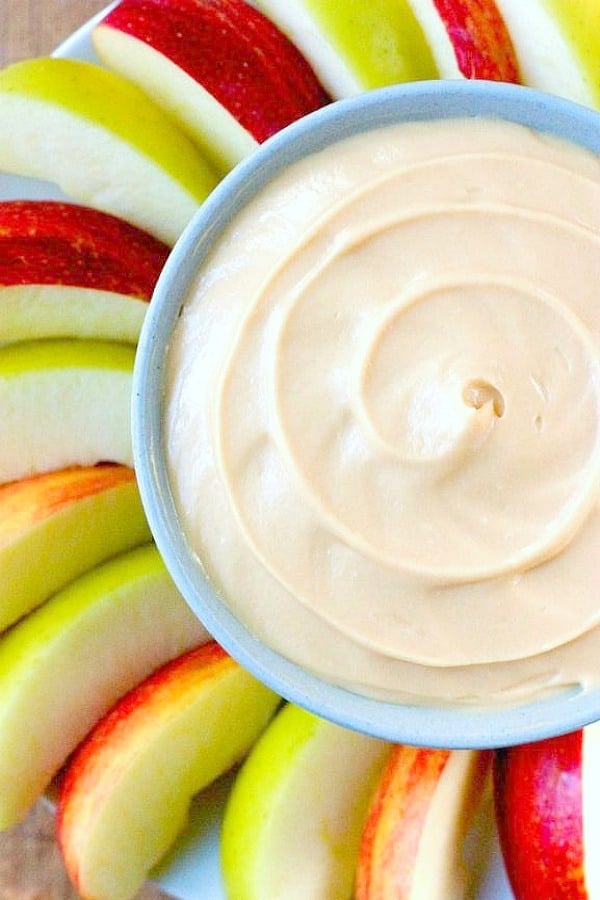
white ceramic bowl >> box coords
[132,80,600,749]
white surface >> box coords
[0,7,515,898]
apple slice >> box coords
[493,0,600,106]
[255,0,438,98]
[57,641,279,900]
[356,744,491,899]
[0,58,219,244]
[0,464,151,632]
[93,0,330,175]
[221,702,392,900]
[402,0,520,81]
[0,339,135,483]
[494,721,600,899]
[0,200,169,344]
[0,543,208,829]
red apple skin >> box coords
[0,201,169,298]
[494,731,585,900]
[0,464,138,541]
[433,0,521,81]
[98,0,330,143]
[355,745,451,898]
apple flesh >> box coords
[356,744,491,899]
[0,57,219,245]
[0,543,208,829]
[221,702,392,900]
[255,0,438,98]
[0,339,135,483]
[493,0,600,106]
[0,200,169,344]
[0,464,151,632]
[494,721,600,899]
[93,0,330,175]
[57,641,279,900]
[404,0,521,81]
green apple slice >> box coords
[0,339,135,483]
[221,703,392,900]
[0,543,208,828]
[255,0,438,97]
[0,58,219,244]
[494,0,600,106]
[0,465,151,632]
[57,641,279,900]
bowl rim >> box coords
[132,79,600,749]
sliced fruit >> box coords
[494,722,600,899]
[494,0,600,106]
[221,703,392,900]
[356,744,491,899]
[404,0,521,81]
[0,339,135,483]
[0,543,208,828]
[0,464,151,632]
[0,58,219,244]
[0,200,169,344]
[255,0,438,97]
[93,0,330,175]
[57,641,279,900]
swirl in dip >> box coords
[165,117,600,707]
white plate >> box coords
[0,7,514,898]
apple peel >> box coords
[0,464,151,632]
[57,641,279,900]
[0,544,208,829]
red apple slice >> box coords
[57,641,279,900]
[356,744,492,898]
[0,339,135,483]
[405,0,521,81]
[93,0,330,175]
[0,464,151,632]
[0,543,208,829]
[494,722,600,899]
[0,201,169,344]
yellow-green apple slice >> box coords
[92,0,330,175]
[0,464,151,632]
[56,641,279,900]
[493,0,600,106]
[0,201,169,344]
[402,0,520,81]
[355,744,491,899]
[0,543,208,829]
[255,0,438,97]
[494,721,600,899]
[221,702,392,900]
[0,58,219,245]
[0,339,135,483]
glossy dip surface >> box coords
[164,115,600,709]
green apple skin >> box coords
[0,58,219,244]
[256,0,438,97]
[57,642,279,900]
[0,339,135,483]
[494,0,600,106]
[0,544,208,829]
[543,0,600,103]
[221,703,392,900]
[0,464,151,632]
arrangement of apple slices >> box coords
[2,0,600,897]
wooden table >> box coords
[0,3,171,897]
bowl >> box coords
[132,79,600,749]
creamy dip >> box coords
[166,117,600,707]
